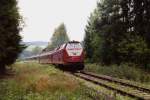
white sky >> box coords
[18,0,98,42]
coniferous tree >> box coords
[84,11,98,62]
[0,0,24,74]
[84,0,150,67]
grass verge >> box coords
[85,63,150,86]
[0,62,141,100]
[0,62,91,100]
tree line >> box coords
[84,0,150,68]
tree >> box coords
[0,0,24,74]
[84,9,102,63]
[84,0,150,67]
[46,23,69,51]
[31,46,42,55]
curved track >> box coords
[74,71,150,100]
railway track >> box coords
[74,71,150,100]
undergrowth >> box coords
[85,63,150,85]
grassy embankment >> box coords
[0,62,139,100]
[0,62,107,100]
[85,63,150,86]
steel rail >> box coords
[74,71,150,100]
[80,71,150,93]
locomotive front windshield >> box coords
[66,43,83,56]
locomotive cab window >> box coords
[66,43,83,56]
[66,43,82,49]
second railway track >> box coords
[73,71,150,100]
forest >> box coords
[84,0,150,69]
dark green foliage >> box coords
[0,0,24,73]
[84,0,150,67]
[84,10,101,63]
[46,23,69,51]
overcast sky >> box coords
[18,0,98,42]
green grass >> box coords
[85,63,150,86]
[0,62,90,100]
[0,62,108,100]
[0,62,140,100]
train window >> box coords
[66,43,82,50]
[66,43,83,56]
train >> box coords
[25,41,85,71]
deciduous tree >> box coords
[46,23,69,51]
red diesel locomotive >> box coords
[27,41,85,71]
